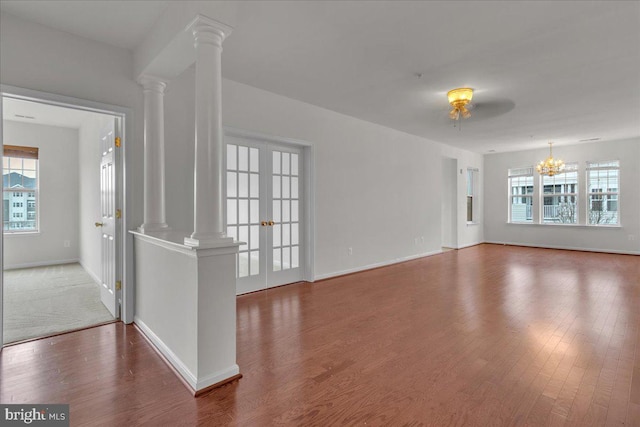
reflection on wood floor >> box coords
[1,244,639,425]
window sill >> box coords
[506,222,621,229]
[467,222,481,226]
[3,231,41,236]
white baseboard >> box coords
[3,258,79,271]
[134,316,198,390]
[79,260,101,285]
[134,316,240,392]
[456,242,483,250]
[484,240,640,256]
[314,249,442,281]
[195,365,241,391]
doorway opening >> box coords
[1,89,128,346]
[441,157,458,250]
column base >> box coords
[138,223,171,233]
[184,233,234,248]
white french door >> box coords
[226,136,304,294]
[98,119,119,317]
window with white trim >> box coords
[508,166,534,223]
[541,163,578,224]
[3,145,39,232]
[587,161,619,225]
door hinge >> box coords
[116,280,122,291]
[115,136,121,148]
[116,209,122,219]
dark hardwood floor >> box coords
[1,244,639,426]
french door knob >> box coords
[261,221,268,227]
[268,220,275,226]
[95,222,104,227]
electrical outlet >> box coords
[63,240,70,248]
[421,236,425,244]
[347,247,353,256]
[414,237,419,246]
[629,234,636,241]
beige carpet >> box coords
[3,263,114,343]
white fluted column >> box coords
[138,75,170,233]
[185,17,233,247]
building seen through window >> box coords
[3,145,39,232]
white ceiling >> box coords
[2,1,639,153]
[3,97,93,129]
[0,1,169,50]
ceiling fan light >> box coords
[447,87,474,104]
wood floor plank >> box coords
[1,244,638,425]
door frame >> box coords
[224,127,315,284]
[0,84,133,348]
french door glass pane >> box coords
[271,149,300,272]
[227,143,261,278]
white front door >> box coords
[99,120,119,317]
[226,137,304,294]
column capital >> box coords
[188,14,233,48]
[137,74,169,93]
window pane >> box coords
[250,225,259,250]
[283,223,290,246]
[273,151,281,174]
[238,252,249,278]
[291,177,299,199]
[239,199,249,224]
[239,173,249,198]
[291,154,299,176]
[282,176,290,199]
[249,251,259,276]
[283,247,291,270]
[273,200,281,222]
[239,225,248,251]
[250,199,259,224]
[291,200,299,222]
[587,162,619,225]
[543,196,577,224]
[273,176,281,199]
[4,155,40,232]
[510,196,532,223]
[227,200,237,225]
[273,248,281,271]
[23,158,36,170]
[273,224,281,247]
[292,223,299,245]
[226,226,237,240]
[282,153,290,175]
[292,246,299,268]
[249,148,259,172]
[282,200,290,222]
[227,172,237,197]
[250,173,259,198]
[238,146,248,171]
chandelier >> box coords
[536,142,565,176]
[447,87,474,120]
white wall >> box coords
[484,139,640,254]
[78,114,111,282]
[0,12,145,228]
[3,121,79,268]
[164,69,484,279]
